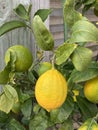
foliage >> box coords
[0,1,98,130]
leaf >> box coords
[0,49,17,84]
[34,9,52,22]
[50,95,74,124]
[0,64,11,84]
[0,110,10,128]
[5,49,16,72]
[0,85,18,113]
[83,0,95,5]
[27,4,32,15]
[71,46,93,71]
[63,0,82,27]
[16,88,30,103]
[32,15,54,51]
[14,4,29,20]
[55,43,77,65]
[69,20,98,43]
[29,109,49,130]
[69,62,98,83]
[21,98,32,118]
[33,104,41,114]
[77,96,98,120]
[58,119,74,130]
[7,119,26,130]
[0,20,26,36]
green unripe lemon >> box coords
[38,62,52,76]
[5,45,33,72]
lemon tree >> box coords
[0,1,98,130]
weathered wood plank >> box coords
[50,16,63,25]
[50,0,62,9]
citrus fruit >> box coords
[38,62,52,76]
[78,118,98,130]
[84,76,98,103]
[5,45,33,72]
[35,68,68,112]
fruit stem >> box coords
[94,112,98,121]
[51,54,55,69]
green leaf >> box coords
[21,98,32,118]
[71,46,93,71]
[0,110,10,128]
[16,88,30,103]
[77,96,98,120]
[32,15,54,51]
[7,119,26,130]
[58,119,74,130]
[83,0,95,5]
[29,109,49,130]
[5,49,16,72]
[0,85,18,113]
[33,104,41,114]
[69,20,98,43]
[0,20,26,36]
[0,64,11,84]
[69,62,98,83]
[14,4,29,20]
[63,0,82,27]
[27,4,32,15]
[55,43,77,65]
[34,9,52,22]
[50,95,74,124]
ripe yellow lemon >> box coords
[35,68,68,112]
[84,76,98,103]
[5,45,33,72]
[92,124,98,130]
[38,62,52,76]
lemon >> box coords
[84,76,98,103]
[35,68,68,112]
[38,62,52,76]
[78,119,98,130]
[92,124,98,130]
[5,45,33,72]
[78,125,87,130]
